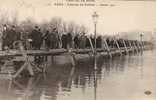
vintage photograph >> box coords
[0,0,155,100]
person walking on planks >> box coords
[29,26,43,50]
[43,30,51,50]
[0,27,3,51]
[79,32,87,49]
[61,33,68,49]
[96,35,102,48]
[74,34,79,49]
[51,28,59,49]
[66,32,72,49]
[2,25,19,50]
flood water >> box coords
[0,50,156,100]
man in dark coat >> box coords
[96,36,102,48]
[74,34,79,49]
[43,30,51,49]
[61,33,67,49]
[79,33,87,49]
[52,28,59,49]
[3,25,18,49]
[91,35,95,47]
[85,36,90,49]
[29,26,43,50]
[50,29,57,49]
[66,32,72,49]
[106,38,110,47]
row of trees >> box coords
[0,13,89,37]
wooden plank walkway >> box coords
[0,46,148,79]
[0,47,138,58]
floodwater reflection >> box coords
[0,50,156,100]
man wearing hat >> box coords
[2,25,18,50]
[29,26,43,50]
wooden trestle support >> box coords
[2,41,48,79]
[0,38,145,79]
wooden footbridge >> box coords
[0,39,153,79]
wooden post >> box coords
[102,39,107,50]
[128,40,132,49]
[41,39,46,50]
[133,41,138,53]
[13,62,30,78]
[51,56,54,64]
[141,41,144,49]
[122,39,128,54]
[67,65,75,88]
[13,41,35,78]
[0,40,2,51]
[70,53,76,67]
[88,37,95,54]
[67,49,76,67]
[87,36,95,58]
[136,41,141,51]
[128,40,133,52]
[139,41,143,51]
[103,37,112,58]
[114,38,122,55]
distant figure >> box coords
[50,28,58,49]
[110,39,115,48]
[2,25,18,49]
[96,36,102,48]
[66,32,72,49]
[74,34,79,49]
[79,33,87,49]
[53,28,60,49]
[61,33,67,49]
[125,40,130,47]
[85,36,90,49]
[118,39,124,48]
[90,35,95,47]
[43,30,51,49]
[29,26,42,50]
[0,28,3,51]
[106,38,110,47]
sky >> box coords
[0,0,156,35]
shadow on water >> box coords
[0,51,145,100]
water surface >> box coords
[0,50,156,100]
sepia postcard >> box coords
[0,0,155,100]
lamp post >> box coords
[140,33,143,48]
[140,33,143,41]
[92,12,99,55]
[92,12,99,99]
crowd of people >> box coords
[0,24,148,51]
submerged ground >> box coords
[0,50,156,100]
